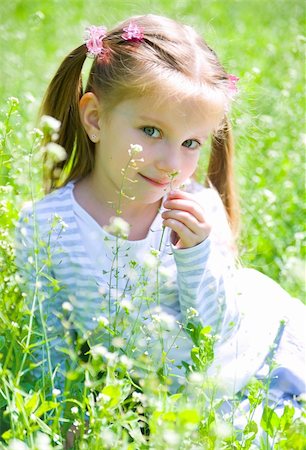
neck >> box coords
[74,176,161,240]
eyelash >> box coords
[141,127,201,150]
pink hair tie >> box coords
[84,25,108,58]
[228,74,240,97]
[122,22,144,42]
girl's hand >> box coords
[162,190,211,249]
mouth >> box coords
[138,173,169,188]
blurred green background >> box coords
[0,0,305,299]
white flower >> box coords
[120,298,134,312]
[8,97,19,107]
[112,337,125,348]
[91,345,108,357]
[44,142,67,162]
[152,309,176,330]
[163,430,180,445]
[97,315,109,327]
[143,249,160,269]
[104,216,130,239]
[40,115,61,133]
[100,429,116,445]
[186,307,199,319]
[120,355,133,369]
[96,393,111,403]
[71,406,78,414]
[52,388,61,396]
[188,372,204,385]
[62,301,73,312]
[34,433,51,449]
[132,391,146,403]
[128,143,143,156]
[7,440,29,450]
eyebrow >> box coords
[139,115,168,129]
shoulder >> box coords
[18,183,74,237]
[20,183,73,219]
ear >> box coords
[79,92,102,143]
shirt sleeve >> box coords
[172,187,240,341]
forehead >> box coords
[110,90,226,135]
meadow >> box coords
[0,0,305,448]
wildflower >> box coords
[211,418,232,439]
[34,433,52,449]
[120,355,133,369]
[186,307,199,319]
[100,429,116,446]
[152,309,176,330]
[104,216,130,239]
[188,372,204,385]
[40,115,61,133]
[7,440,29,450]
[91,345,108,357]
[52,388,61,397]
[112,336,125,348]
[143,249,160,269]
[120,298,134,312]
[62,301,73,312]
[96,392,111,402]
[30,128,44,140]
[132,391,146,403]
[8,96,19,108]
[44,142,67,162]
[71,406,79,414]
[163,430,180,445]
[128,143,143,156]
[97,315,109,327]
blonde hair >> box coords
[40,14,239,233]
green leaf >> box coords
[101,385,121,408]
[35,401,59,417]
[25,391,40,415]
[1,429,13,441]
[260,405,280,437]
[178,409,200,426]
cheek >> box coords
[183,153,200,175]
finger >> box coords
[163,198,206,223]
[162,209,210,237]
[162,218,198,247]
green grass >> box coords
[0,0,305,448]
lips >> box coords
[139,173,169,187]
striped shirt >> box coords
[15,182,239,377]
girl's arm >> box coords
[162,187,239,340]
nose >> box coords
[155,142,180,174]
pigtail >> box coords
[206,117,240,236]
[40,45,94,192]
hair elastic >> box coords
[121,22,144,42]
[84,25,107,58]
[228,74,239,96]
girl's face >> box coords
[93,93,225,206]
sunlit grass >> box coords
[0,0,305,448]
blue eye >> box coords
[142,127,161,138]
[183,139,201,150]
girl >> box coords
[16,13,305,437]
